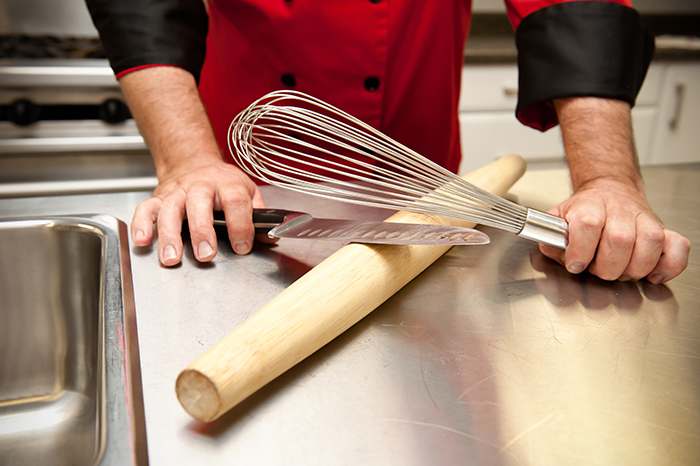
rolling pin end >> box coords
[176,369,222,422]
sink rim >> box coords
[0,213,148,465]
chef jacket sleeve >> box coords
[85,0,208,82]
[504,0,654,132]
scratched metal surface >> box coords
[0,163,697,465]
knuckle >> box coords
[190,179,213,189]
[132,206,153,224]
[678,235,692,253]
[188,180,215,197]
[187,217,210,234]
[133,197,161,218]
[219,187,251,208]
[643,227,666,246]
[159,187,187,209]
[227,222,255,243]
[578,214,605,230]
[637,216,666,245]
[607,229,635,249]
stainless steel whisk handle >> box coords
[517,208,569,250]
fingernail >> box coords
[648,273,664,284]
[134,229,145,241]
[233,241,251,255]
[567,263,585,274]
[197,241,214,259]
[163,245,177,261]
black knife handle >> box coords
[252,209,298,234]
[210,209,298,234]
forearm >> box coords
[554,96,643,195]
[119,66,265,264]
[543,95,690,283]
[118,66,224,180]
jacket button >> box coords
[364,76,380,91]
[281,73,296,87]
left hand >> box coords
[539,178,690,284]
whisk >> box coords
[228,90,568,249]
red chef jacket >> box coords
[103,0,639,173]
[197,0,633,172]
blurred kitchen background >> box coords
[1,0,699,198]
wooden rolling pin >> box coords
[176,154,527,421]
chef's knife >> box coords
[208,209,489,245]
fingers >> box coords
[251,187,278,245]
[131,197,161,246]
[617,213,665,281]
[185,182,218,262]
[539,199,608,276]
[130,161,267,265]
[538,190,690,283]
[133,182,260,266]
[156,188,188,266]
[646,229,691,284]
[538,206,566,266]
[586,202,637,281]
[219,185,256,255]
[562,198,606,275]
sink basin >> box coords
[0,215,147,465]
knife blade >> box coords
[209,209,489,246]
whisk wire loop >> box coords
[229,90,533,234]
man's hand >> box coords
[541,96,690,283]
[119,66,273,266]
[539,178,689,283]
[131,160,272,266]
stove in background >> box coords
[0,31,156,198]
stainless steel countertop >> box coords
[0,163,698,465]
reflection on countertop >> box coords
[0,162,697,465]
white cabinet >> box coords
[456,62,697,175]
[458,111,565,175]
[647,63,700,165]
[457,65,566,175]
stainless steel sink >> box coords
[0,214,147,465]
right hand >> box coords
[116,66,277,266]
[538,178,690,283]
[547,97,690,283]
[131,159,276,266]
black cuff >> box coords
[86,0,208,82]
[515,1,655,131]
